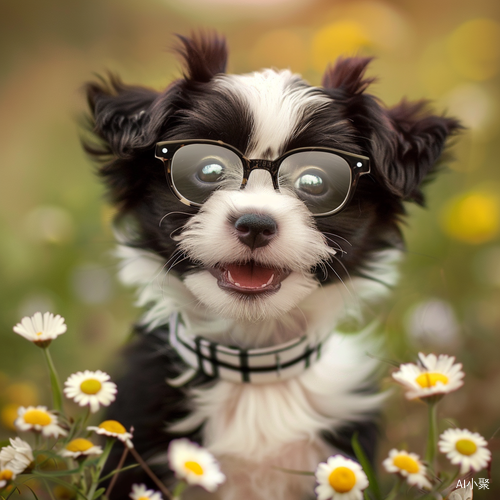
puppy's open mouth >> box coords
[209,262,290,295]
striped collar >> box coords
[167,312,322,385]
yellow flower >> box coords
[382,449,432,490]
[439,428,491,474]
[129,484,162,500]
[87,420,133,448]
[0,467,16,489]
[15,406,67,438]
[60,438,103,459]
[64,370,117,413]
[315,455,368,500]
[167,439,225,492]
[441,191,499,244]
[392,353,464,400]
[13,312,67,347]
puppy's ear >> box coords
[322,56,375,95]
[174,32,228,83]
[322,57,462,204]
[85,75,159,159]
[382,101,462,204]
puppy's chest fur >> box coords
[115,248,394,499]
[85,33,459,500]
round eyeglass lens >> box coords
[170,144,244,205]
[278,151,352,215]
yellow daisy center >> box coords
[455,439,477,456]
[184,461,204,476]
[24,409,52,426]
[415,372,449,388]
[137,497,150,500]
[328,466,356,493]
[98,420,126,434]
[393,454,420,474]
[36,331,43,336]
[66,438,94,453]
[80,379,102,395]
[0,469,14,481]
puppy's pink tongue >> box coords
[226,263,274,288]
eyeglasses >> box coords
[155,139,370,217]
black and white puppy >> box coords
[85,33,459,500]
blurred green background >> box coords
[1,0,499,497]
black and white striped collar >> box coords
[167,312,323,386]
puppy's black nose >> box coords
[234,213,277,250]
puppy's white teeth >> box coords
[265,274,275,286]
[227,270,235,284]
[235,282,241,286]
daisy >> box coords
[129,483,162,500]
[87,420,133,448]
[315,455,368,500]
[0,437,34,474]
[15,406,67,438]
[438,428,491,475]
[60,438,103,459]
[13,312,67,347]
[382,449,432,490]
[64,370,117,413]
[167,439,225,492]
[392,352,464,400]
[0,467,16,489]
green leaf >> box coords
[24,485,40,500]
[351,433,382,500]
[92,487,106,499]
[98,463,140,483]
[32,467,83,477]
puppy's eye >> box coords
[197,163,225,183]
[294,171,326,196]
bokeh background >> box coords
[1,0,499,497]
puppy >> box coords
[84,33,459,500]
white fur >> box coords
[114,68,403,500]
[216,70,330,159]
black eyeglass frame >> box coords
[155,139,370,217]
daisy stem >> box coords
[172,481,187,500]
[385,477,402,500]
[82,407,91,430]
[42,347,63,413]
[425,401,438,471]
[87,438,114,500]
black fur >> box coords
[83,32,461,498]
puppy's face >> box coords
[85,34,460,322]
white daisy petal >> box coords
[64,370,117,414]
[314,454,368,500]
[129,483,163,500]
[14,406,67,438]
[382,449,432,490]
[167,439,225,493]
[87,420,134,448]
[59,438,103,459]
[438,428,491,474]
[0,438,34,475]
[392,352,464,400]
[13,312,67,346]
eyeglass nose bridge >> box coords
[241,159,281,189]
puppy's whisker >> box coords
[322,235,347,255]
[322,232,353,247]
[324,258,356,301]
[159,211,194,227]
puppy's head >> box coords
[85,33,460,322]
